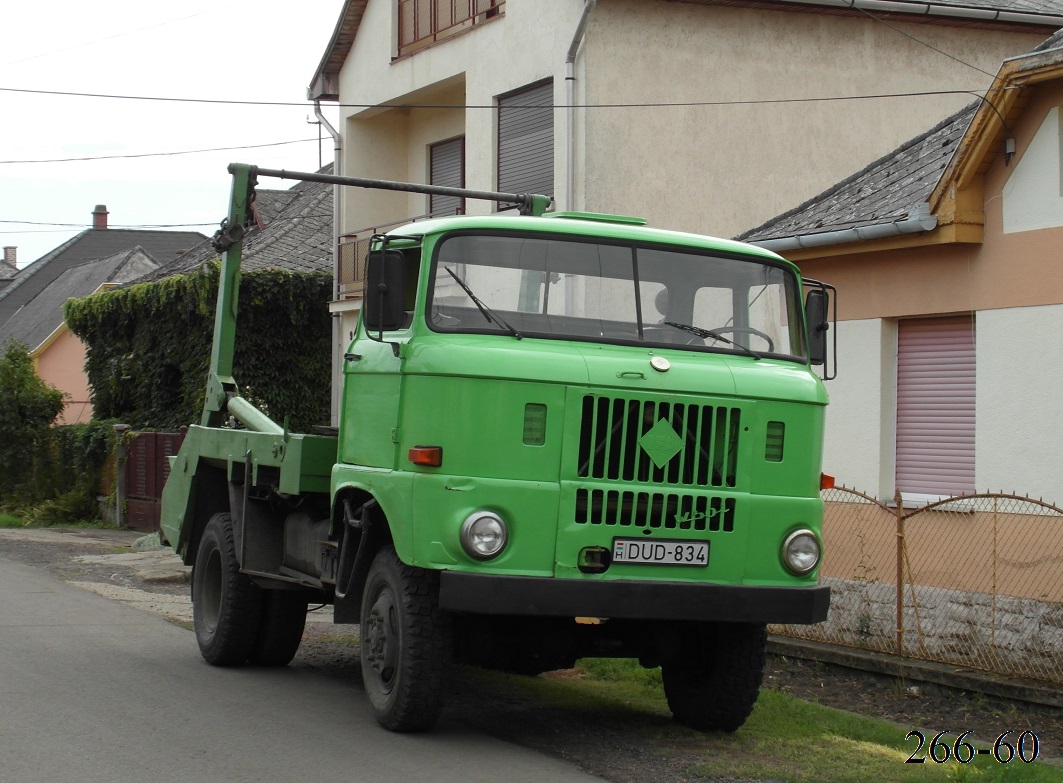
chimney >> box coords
[92,204,109,230]
[3,247,14,267]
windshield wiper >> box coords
[663,321,761,360]
[445,267,522,339]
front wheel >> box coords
[360,546,450,732]
[662,622,767,732]
[192,513,263,666]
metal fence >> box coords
[772,487,1063,687]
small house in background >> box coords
[739,32,1063,506]
[0,206,205,424]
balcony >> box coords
[337,209,463,299]
[397,0,504,57]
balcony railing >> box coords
[337,208,463,299]
[397,0,504,57]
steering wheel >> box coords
[708,326,774,353]
[643,325,704,346]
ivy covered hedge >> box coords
[64,264,333,431]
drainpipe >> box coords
[750,203,938,253]
[315,99,343,427]
[566,0,597,212]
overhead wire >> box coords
[0,84,995,110]
[0,137,319,165]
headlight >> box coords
[781,529,821,575]
[460,511,509,560]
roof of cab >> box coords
[385,211,790,266]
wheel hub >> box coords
[364,588,398,690]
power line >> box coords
[0,137,319,165]
[0,84,992,110]
[844,2,999,81]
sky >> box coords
[1,1,346,268]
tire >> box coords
[192,513,263,666]
[248,591,308,667]
[360,546,450,732]
[662,622,767,732]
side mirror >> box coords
[364,249,406,332]
[805,288,829,367]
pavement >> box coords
[0,526,332,627]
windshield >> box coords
[427,232,807,360]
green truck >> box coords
[161,163,834,733]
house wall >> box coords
[579,0,1044,238]
[796,80,1063,504]
[33,329,92,425]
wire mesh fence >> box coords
[772,487,1063,686]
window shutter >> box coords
[497,80,553,206]
[430,136,464,216]
[896,315,976,498]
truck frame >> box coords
[161,163,834,733]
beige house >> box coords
[308,0,1062,411]
[739,32,1063,505]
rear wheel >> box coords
[360,546,450,732]
[192,513,262,666]
[248,591,308,666]
[662,622,767,732]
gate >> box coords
[121,430,185,532]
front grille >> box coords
[575,488,736,531]
[576,395,741,487]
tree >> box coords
[0,342,64,500]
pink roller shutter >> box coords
[896,315,975,497]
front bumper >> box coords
[439,572,830,624]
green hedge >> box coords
[64,264,333,431]
[0,342,65,504]
[15,420,118,522]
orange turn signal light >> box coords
[408,445,443,468]
[820,473,835,490]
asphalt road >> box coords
[0,554,606,783]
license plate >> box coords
[612,538,709,567]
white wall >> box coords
[821,318,894,497]
[977,304,1063,504]
[336,0,583,231]
[1003,106,1063,234]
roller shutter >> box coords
[896,315,976,498]
[497,80,553,208]
[430,136,464,216]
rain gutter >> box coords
[770,0,1063,27]
[750,203,938,253]
[566,0,597,211]
[315,99,344,426]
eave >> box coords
[931,46,1063,209]
[308,1,369,102]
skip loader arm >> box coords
[159,164,335,557]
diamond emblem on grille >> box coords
[639,418,684,468]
